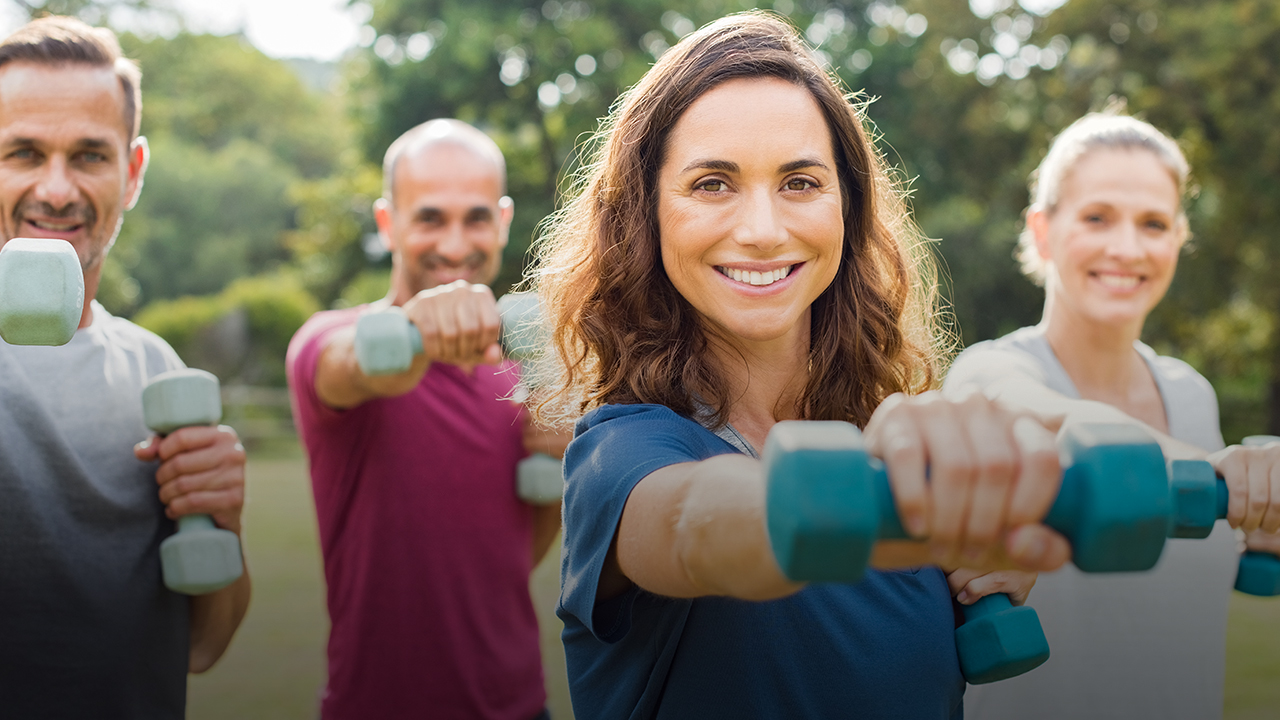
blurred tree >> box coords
[97,32,358,314]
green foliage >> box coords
[285,160,384,307]
[134,271,320,385]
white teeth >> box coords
[31,220,78,231]
[718,265,794,286]
[1095,274,1140,290]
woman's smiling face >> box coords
[656,77,844,351]
[1037,147,1184,328]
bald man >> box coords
[286,120,564,720]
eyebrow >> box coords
[2,137,113,150]
[679,157,831,174]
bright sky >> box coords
[0,0,367,61]
[173,0,366,61]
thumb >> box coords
[134,435,161,461]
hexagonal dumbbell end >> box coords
[497,292,546,364]
[956,593,1051,684]
[0,237,85,346]
[1048,423,1171,572]
[517,453,563,505]
[763,421,886,583]
[354,306,423,376]
[1236,551,1280,597]
[142,368,243,595]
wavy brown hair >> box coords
[531,11,946,429]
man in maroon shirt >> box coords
[286,119,564,720]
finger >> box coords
[946,567,981,596]
[960,401,1017,565]
[415,308,443,364]
[1243,456,1270,533]
[867,401,930,538]
[483,343,503,367]
[919,404,975,566]
[476,293,502,357]
[1005,524,1070,572]
[960,570,1038,606]
[134,435,161,461]
[1265,463,1280,534]
[166,487,245,523]
[455,295,486,359]
[1005,416,1061,526]
[1217,449,1248,528]
[155,436,246,485]
[155,425,224,462]
[435,300,462,363]
[158,464,244,506]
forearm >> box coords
[976,377,1206,461]
[314,328,427,409]
[188,567,251,673]
[531,502,562,565]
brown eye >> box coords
[698,179,726,192]
[786,178,814,192]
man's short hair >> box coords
[0,16,142,140]
[382,119,507,205]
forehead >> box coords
[1062,148,1180,211]
[0,62,128,146]
[392,142,504,210]
[665,77,833,166]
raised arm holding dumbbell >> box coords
[285,120,564,717]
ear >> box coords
[123,136,150,211]
[497,195,515,249]
[374,197,394,251]
[1028,206,1052,260]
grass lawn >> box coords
[189,449,1280,719]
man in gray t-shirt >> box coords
[0,18,250,719]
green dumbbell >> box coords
[1168,435,1280,596]
[142,368,244,595]
[497,292,562,506]
[0,237,84,346]
[353,295,564,504]
[764,420,1172,684]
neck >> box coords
[78,265,101,329]
[1040,289,1144,396]
[711,320,811,449]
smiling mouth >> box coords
[1090,272,1143,290]
[716,264,795,287]
[26,219,84,233]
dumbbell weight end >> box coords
[956,594,1051,684]
[159,514,244,595]
[517,453,563,506]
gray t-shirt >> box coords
[0,301,189,719]
[947,324,1238,720]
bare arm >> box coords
[531,503,562,566]
[188,570,251,673]
[601,393,1073,603]
[315,282,502,410]
[134,425,252,672]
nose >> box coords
[32,155,79,210]
[435,221,473,262]
[732,186,788,251]
[1105,220,1144,261]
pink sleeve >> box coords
[286,308,362,440]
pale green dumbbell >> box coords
[498,292,563,506]
[0,237,85,346]
[142,368,244,595]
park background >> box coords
[6,0,1280,717]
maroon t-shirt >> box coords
[287,306,545,720]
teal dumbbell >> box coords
[0,237,85,346]
[764,421,1171,684]
[1170,453,1280,597]
[496,292,562,506]
[353,295,563,505]
[142,368,244,595]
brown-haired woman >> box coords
[534,13,1070,718]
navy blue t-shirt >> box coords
[558,404,965,719]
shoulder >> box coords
[1136,343,1219,408]
[91,302,184,373]
[945,326,1050,390]
[572,404,730,460]
[288,306,362,359]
